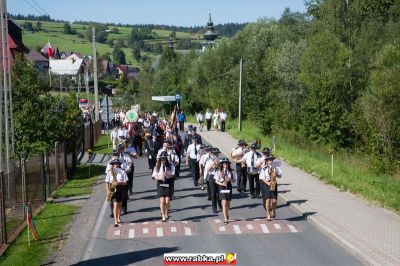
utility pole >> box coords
[238,57,243,131]
[92,27,99,121]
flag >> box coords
[40,41,54,58]
[23,203,39,240]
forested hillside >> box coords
[137,1,400,172]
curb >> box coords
[198,131,378,266]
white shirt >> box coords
[259,164,282,181]
[205,112,212,119]
[187,143,201,159]
[213,112,219,120]
[197,113,204,122]
[152,163,175,180]
[242,150,261,167]
[214,169,237,183]
[105,167,128,183]
[204,156,218,180]
[167,150,179,166]
[118,129,127,138]
[220,112,227,121]
[199,153,211,168]
[110,130,118,141]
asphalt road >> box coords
[75,155,363,266]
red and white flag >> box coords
[41,41,54,58]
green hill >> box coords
[17,20,202,67]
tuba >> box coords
[106,168,118,201]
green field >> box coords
[17,20,200,67]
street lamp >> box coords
[92,27,111,122]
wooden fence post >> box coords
[0,172,7,244]
[55,142,60,188]
[43,150,50,201]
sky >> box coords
[9,0,307,27]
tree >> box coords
[133,46,141,61]
[112,46,126,64]
[23,21,34,31]
[63,22,72,34]
[36,21,42,31]
[86,24,109,43]
[300,31,353,147]
[354,44,400,167]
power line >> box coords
[23,0,44,15]
[30,0,50,16]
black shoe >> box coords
[237,189,242,193]
[207,197,211,201]
[212,207,217,213]
[258,195,262,199]
[123,210,128,215]
[128,191,133,196]
[110,214,114,218]
[251,194,256,199]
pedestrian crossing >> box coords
[107,218,300,239]
[106,220,197,240]
[209,218,301,235]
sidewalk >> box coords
[198,129,400,266]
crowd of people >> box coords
[104,110,282,227]
[194,108,227,132]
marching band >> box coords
[105,110,282,227]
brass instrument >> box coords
[107,168,118,201]
[268,166,277,191]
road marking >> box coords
[184,227,192,236]
[155,221,161,224]
[182,221,188,224]
[128,229,135,239]
[288,224,298,233]
[114,230,120,236]
[274,224,281,230]
[171,227,177,233]
[219,226,226,232]
[246,224,254,230]
[156,227,163,237]
[214,219,221,224]
[142,222,148,224]
[82,199,108,261]
[143,228,149,234]
[233,225,242,234]
[260,224,269,233]
[254,218,260,221]
[169,221,174,224]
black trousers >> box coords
[122,185,128,211]
[236,164,247,191]
[206,119,211,131]
[190,158,199,185]
[247,173,260,196]
[209,179,221,211]
[127,169,134,193]
[221,120,226,132]
[179,122,185,132]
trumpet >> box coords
[106,169,118,201]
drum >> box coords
[247,167,259,175]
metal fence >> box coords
[0,119,102,250]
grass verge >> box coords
[92,134,113,154]
[0,203,79,266]
[224,119,400,213]
[52,164,105,198]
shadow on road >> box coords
[74,247,179,266]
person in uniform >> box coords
[186,137,201,186]
[197,112,204,131]
[259,155,282,221]
[205,148,222,213]
[167,143,179,199]
[241,142,262,199]
[198,145,211,190]
[214,158,237,224]
[205,108,212,131]
[231,140,248,193]
[110,126,119,150]
[106,152,120,218]
[105,159,128,227]
[152,151,175,222]
[219,109,227,132]
[144,133,155,169]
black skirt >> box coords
[218,182,233,201]
[157,179,172,198]
[112,184,127,203]
[260,181,278,200]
